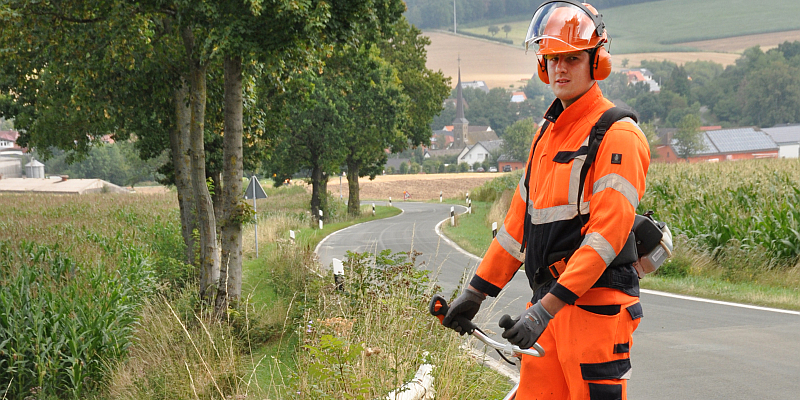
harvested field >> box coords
[425,31,741,89]
[328,172,502,201]
[675,30,800,53]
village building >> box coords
[655,127,778,163]
[762,124,800,159]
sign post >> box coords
[244,176,268,258]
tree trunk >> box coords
[183,26,219,302]
[211,171,223,231]
[310,165,323,225]
[217,55,244,315]
[171,80,197,266]
[347,162,361,217]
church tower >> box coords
[452,60,469,149]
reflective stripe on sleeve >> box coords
[517,171,528,201]
[495,224,525,262]
[592,173,640,209]
[580,232,617,266]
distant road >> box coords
[316,201,800,399]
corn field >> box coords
[0,193,186,398]
[640,158,800,266]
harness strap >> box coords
[576,107,639,225]
[520,120,550,253]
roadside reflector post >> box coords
[450,206,455,226]
[372,203,375,216]
[290,230,295,243]
[440,191,443,203]
[492,222,498,238]
[332,258,345,291]
[466,192,469,205]
[468,199,472,214]
[389,196,392,207]
[318,209,323,230]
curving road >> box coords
[315,201,800,399]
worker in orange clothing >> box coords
[442,1,651,399]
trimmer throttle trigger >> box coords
[429,295,449,324]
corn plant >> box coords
[640,158,800,267]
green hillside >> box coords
[461,0,800,54]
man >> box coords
[442,1,651,399]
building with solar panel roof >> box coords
[655,127,779,163]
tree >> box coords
[502,118,537,163]
[502,24,512,38]
[343,16,448,216]
[488,25,500,36]
[673,114,705,159]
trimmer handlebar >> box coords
[429,294,545,358]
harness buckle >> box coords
[547,258,567,279]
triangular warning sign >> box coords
[244,176,268,200]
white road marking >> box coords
[641,289,800,316]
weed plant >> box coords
[291,249,512,399]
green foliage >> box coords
[502,117,536,163]
[41,141,167,186]
[673,114,705,159]
[302,335,370,400]
[471,169,523,202]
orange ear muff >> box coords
[592,47,612,81]
[537,55,550,84]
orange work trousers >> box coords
[516,288,642,400]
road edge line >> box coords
[640,289,800,316]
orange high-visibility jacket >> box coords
[470,84,651,304]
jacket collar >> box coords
[543,82,603,124]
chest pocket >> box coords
[552,145,589,206]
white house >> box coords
[457,140,504,165]
[510,91,527,103]
[762,124,800,159]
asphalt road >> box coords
[315,201,800,399]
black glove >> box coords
[442,287,486,335]
[501,301,553,349]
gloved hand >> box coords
[442,287,486,335]
[500,301,553,349]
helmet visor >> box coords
[525,2,601,54]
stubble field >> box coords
[328,172,503,201]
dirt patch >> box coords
[675,30,800,53]
[424,30,746,89]
[327,172,504,201]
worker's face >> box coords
[545,51,595,109]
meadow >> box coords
[0,183,512,399]
[460,0,800,54]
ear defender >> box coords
[591,47,612,81]
[537,55,550,84]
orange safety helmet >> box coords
[525,1,612,83]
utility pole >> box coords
[453,0,457,33]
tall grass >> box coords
[0,193,185,398]
[291,249,513,399]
